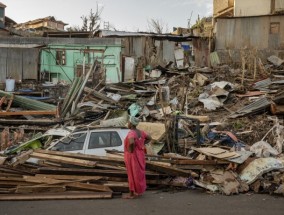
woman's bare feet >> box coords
[122,194,135,199]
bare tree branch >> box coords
[147,18,168,34]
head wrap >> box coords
[129,116,140,126]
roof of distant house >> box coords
[0,2,6,8]
[14,16,68,27]
[95,30,198,41]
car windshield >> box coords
[50,132,87,151]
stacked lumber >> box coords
[0,149,230,200]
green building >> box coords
[40,38,122,83]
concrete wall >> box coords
[234,0,272,17]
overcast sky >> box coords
[4,0,212,32]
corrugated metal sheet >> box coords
[23,48,39,80]
[275,0,284,11]
[0,48,7,82]
[193,38,210,67]
[210,52,221,67]
[7,48,23,81]
[0,48,38,82]
[216,15,284,50]
[162,40,175,64]
[234,0,271,17]
[98,30,194,41]
[253,78,272,90]
[229,97,271,118]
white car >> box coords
[46,127,129,156]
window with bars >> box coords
[56,50,66,65]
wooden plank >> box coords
[36,167,161,178]
[0,110,57,116]
[0,176,25,182]
[65,182,112,192]
[30,152,97,168]
[192,147,241,159]
[36,167,128,177]
[146,161,197,178]
[10,150,33,167]
[15,185,66,194]
[175,159,229,165]
[271,103,284,114]
[84,87,117,104]
[35,149,125,164]
[102,181,129,192]
[0,188,14,194]
[0,119,58,126]
[182,114,210,122]
[0,192,113,201]
[96,163,126,170]
[0,156,7,165]
[23,175,112,192]
[23,175,73,185]
[0,166,33,175]
[0,181,35,186]
[35,174,103,181]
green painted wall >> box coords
[40,44,121,83]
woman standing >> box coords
[123,116,151,199]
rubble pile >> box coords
[1,55,284,200]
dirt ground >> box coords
[0,190,283,215]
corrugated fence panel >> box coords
[275,0,284,11]
[6,48,23,81]
[132,37,144,58]
[0,48,7,83]
[162,40,175,64]
[22,48,39,80]
[216,16,284,50]
[234,0,271,17]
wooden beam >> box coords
[214,6,234,18]
[146,161,198,178]
[0,192,113,200]
[35,149,125,164]
[30,152,97,168]
[36,167,128,178]
[35,174,103,181]
[0,110,57,116]
[65,182,112,192]
[15,185,66,194]
[36,167,161,178]
[174,160,229,165]
[10,150,33,167]
[23,175,72,185]
[23,175,112,192]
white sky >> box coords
[4,0,213,32]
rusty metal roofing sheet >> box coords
[229,97,271,118]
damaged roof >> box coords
[0,2,6,8]
[14,16,68,27]
[96,30,197,41]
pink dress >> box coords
[124,129,147,195]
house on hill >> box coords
[14,16,68,32]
